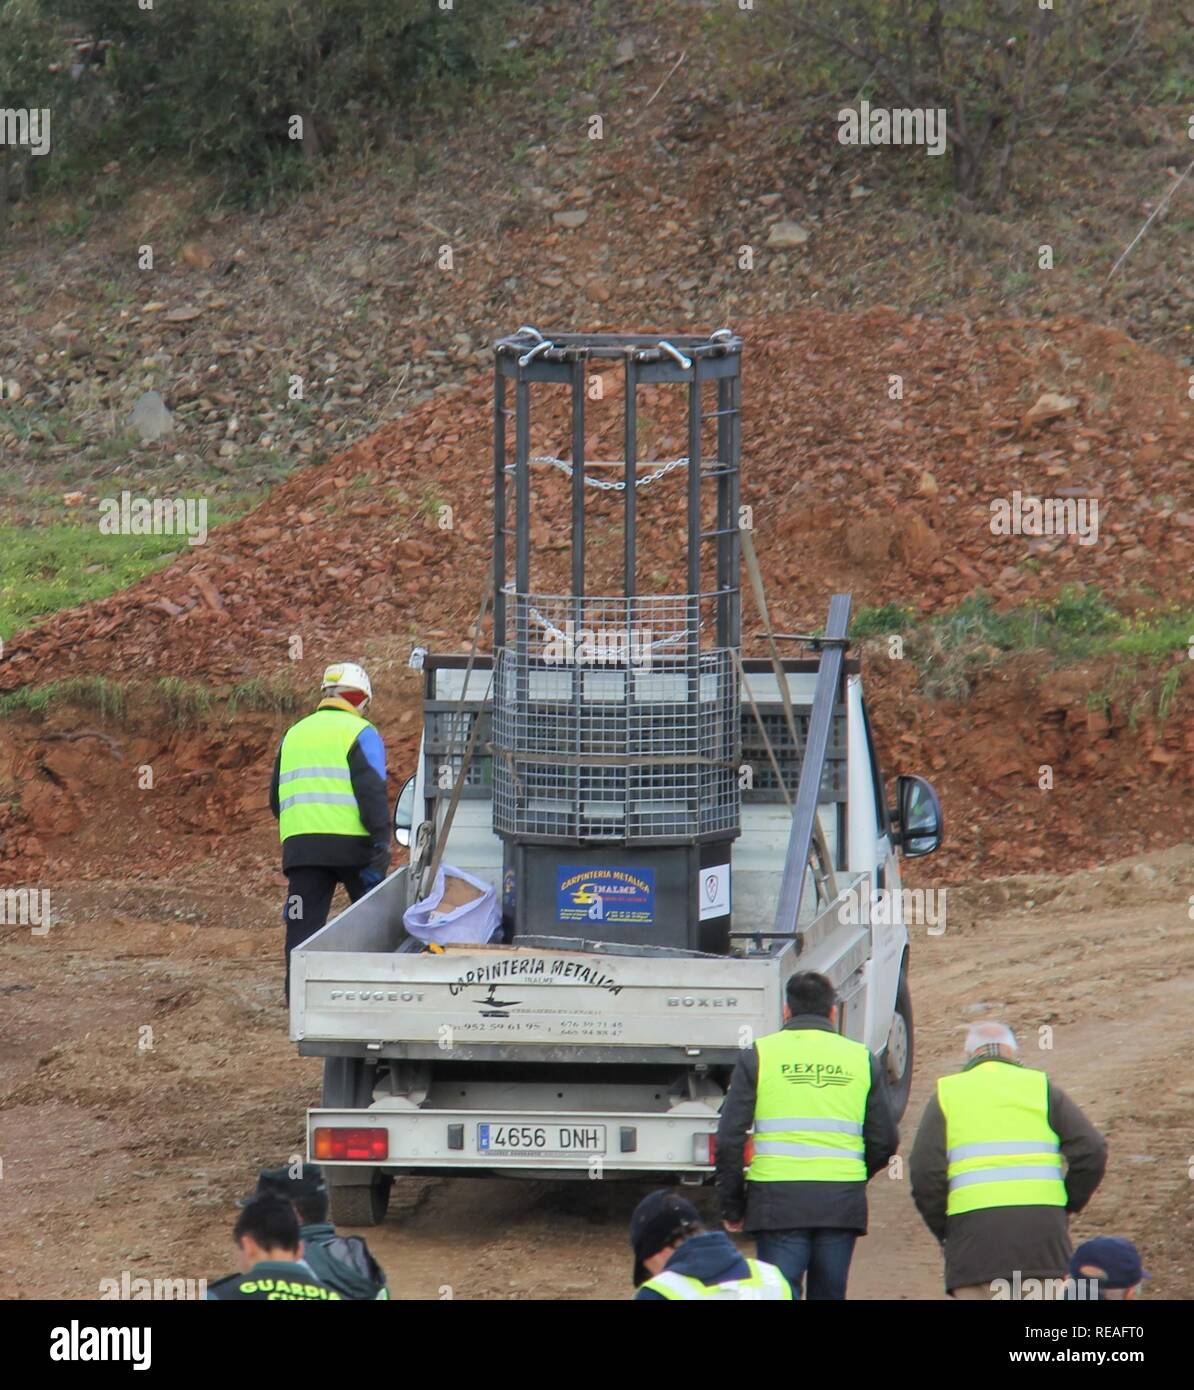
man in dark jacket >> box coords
[632,1191,791,1300]
[207,1196,342,1301]
[242,1163,389,1300]
[715,971,899,1300]
[269,661,390,1000]
[910,1020,1107,1299]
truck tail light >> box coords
[312,1127,388,1161]
[693,1133,717,1166]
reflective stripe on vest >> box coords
[278,707,372,842]
[643,1258,792,1301]
[746,1028,871,1184]
[937,1062,1067,1217]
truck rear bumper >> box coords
[308,1104,720,1174]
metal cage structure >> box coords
[490,328,744,854]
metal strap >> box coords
[423,574,495,896]
[741,530,840,914]
[771,591,852,933]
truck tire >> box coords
[882,970,914,1120]
[329,1174,391,1227]
[320,1060,389,1226]
[321,1057,374,1109]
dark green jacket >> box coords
[299,1223,389,1300]
[910,1055,1107,1291]
[207,1259,343,1301]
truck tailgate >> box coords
[292,941,779,1059]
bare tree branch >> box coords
[1105,154,1194,284]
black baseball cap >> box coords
[238,1163,328,1207]
[1069,1237,1147,1292]
[629,1190,702,1287]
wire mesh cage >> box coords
[490,328,744,851]
[492,593,739,843]
[740,707,848,803]
[423,705,493,801]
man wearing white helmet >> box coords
[269,662,390,1000]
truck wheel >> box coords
[321,1057,374,1109]
[882,971,914,1120]
[329,1174,391,1227]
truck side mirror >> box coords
[394,775,416,847]
[892,774,942,858]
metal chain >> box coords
[523,601,697,653]
[516,455,693,491]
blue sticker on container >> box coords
[556,866,655,926]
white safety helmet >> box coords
[320,661,373,707]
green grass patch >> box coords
[0,673,302,727]
[1157,667,1182,723]
[1109,610,1194,661]
[0,490,265,640]
[881,587,1194,701]
[225,676,301,717]
[0,523,189,640]
[154,678,213,727]
[0,676,127,720]
[926,587,1121,661]
[852,603,916,637]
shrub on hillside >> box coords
[767,0,1172,208]
[2,0,497,208]
[0,0,68,225]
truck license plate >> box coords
[477,1123,607,1156]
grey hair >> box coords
[964,1020,1018,1055]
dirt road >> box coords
[1,849,1191,1300]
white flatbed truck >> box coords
[289,330,942,1224]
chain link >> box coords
[523,601,696,652]
[516,455,693,491]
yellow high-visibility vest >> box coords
[642,1258,792,1300]
[746,1028,871,1184]
[278,707,372,842]
[937,1061,1067,1216]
